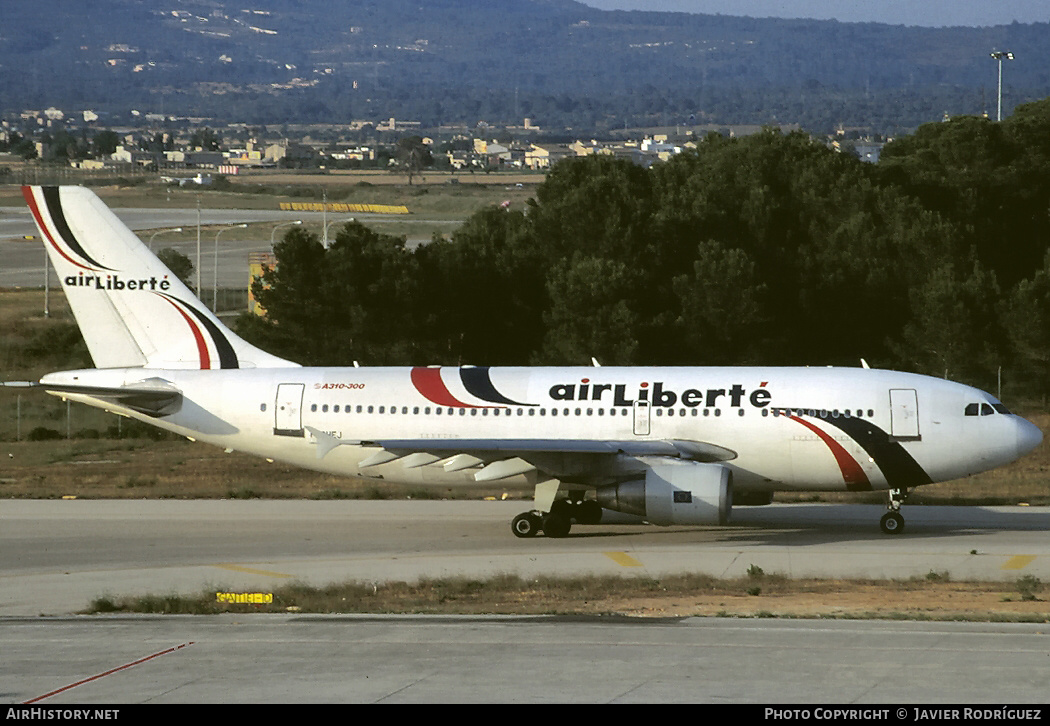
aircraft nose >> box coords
[1016,417,1043,458]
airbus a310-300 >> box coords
[17,185,1043,537]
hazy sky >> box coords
[581,1,1049,27]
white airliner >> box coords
[18,185,1044,537]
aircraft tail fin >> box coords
[23,185,298,370]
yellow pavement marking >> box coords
[1001,555,1036,570]
[214,564,294,578]
[604,551,643,567]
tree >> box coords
[672,241,767,365]
[1002,252,1050,402]
[539,256,639,365]
[189,127,222,151]
[893,263,1003,389]
[393,136,433,185]
[91,129,120,158]
[156,248,194,290]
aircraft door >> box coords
[889,388,920,438]
[274,383,305,437]
[633,400,651,436]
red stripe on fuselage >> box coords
[411,367,476,407]
[788,414,870,489]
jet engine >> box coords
[596,460,732,526]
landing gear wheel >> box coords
[880,511,905,535]
[512,512,542,538]
[542,512,572,538]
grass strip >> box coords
[82,572,1048,622]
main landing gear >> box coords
[511,499,602,538]
[880,487,909,535]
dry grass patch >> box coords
[83,573,1049,621]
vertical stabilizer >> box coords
[23,185,298,370]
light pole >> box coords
[990,50,1014,122]
[24,236,49,317]
[214,223,248,312]
[148,227,183,251]
[321,186,328,249]
[270,220,302,247]
[325,217,355,242]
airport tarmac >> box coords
[2,500,1050,704]
[5,615,1050,704]
[2,500,1048,617]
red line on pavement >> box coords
[23,642,195,703]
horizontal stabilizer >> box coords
[40,377,183,417]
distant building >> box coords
[526,143,573,170]
[265,141,316,165]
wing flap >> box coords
[306,437,737,482]
[367,438,737,462]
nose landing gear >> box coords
[880,487,909,534]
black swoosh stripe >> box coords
[174,298,240,369]
[819,415,932,489]
[42,186,113,271]
[460,366,533,406]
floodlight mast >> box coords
[990,51,1014,122]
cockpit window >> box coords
[966,402,1009,416]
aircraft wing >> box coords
[305,427,736,483]
[38,378,183,417]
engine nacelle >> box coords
[596,460,732,526]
